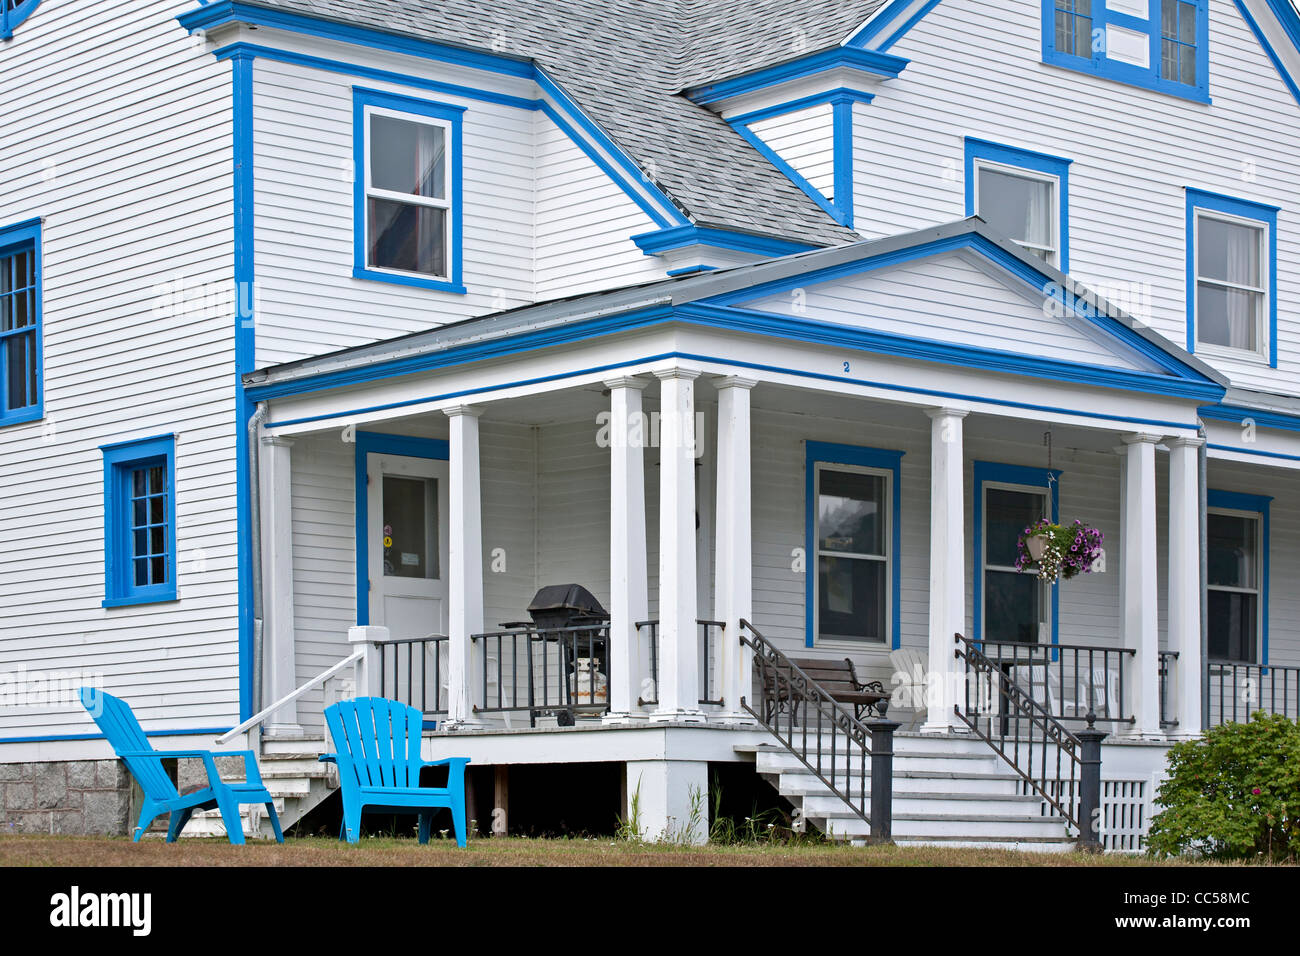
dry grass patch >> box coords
[0,834,1260,867]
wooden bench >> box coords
[763,657,890,724]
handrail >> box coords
[217,648,363,744]
[954,633,1083,830]
[738,619,874,827]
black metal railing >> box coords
[955,633,1087,834]
[1207,659,1300,725]
[970,638,1134,725]
[1158,650,1179,728]
[635,619,726,707]
[378,635,449,718]
[471,623,610,723]
[739,620,884,834]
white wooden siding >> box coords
[533,113,665,301]
[740,251,1153,371]
[251,57,662,368]
[0,0,238,741]
[747,103,836,201]
[852,0,1300,394]
[289,421,539,728]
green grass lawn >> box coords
[0,834,1265,866]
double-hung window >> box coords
[0,218,42,426]
[965,138,1071,270]
[1186,189,1278,366]
[353,87,464,293]
[102,435,178,608]
[975,462,1060,645]
[1042,0,1209,102]
[1206,491,1269,665]
[806,443,902,648]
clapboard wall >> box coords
[0,0,238,747]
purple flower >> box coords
[1252,788,1261,795]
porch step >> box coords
[177,736,337,840]
[739,733,1075,852]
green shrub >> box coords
[1147,711,1300,861]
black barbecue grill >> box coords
[500,584,610,724]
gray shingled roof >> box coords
[247,0,884,246]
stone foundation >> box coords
[1,760,133,836]
[0,756,252,837]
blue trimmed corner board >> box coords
[80,687,283,844]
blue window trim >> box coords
[352,86,466,294]
[1184,187,1279,368]
[0,0,40,39]
[353,431,450,625]
[101,434,179,609]
[972,461,1061,651]
[1206,488,1271,666]
[804,441,904,650]
[1040,0,1211,103]
[964,137,1072,272]
[727,89,872,230]
[0,217,44,427]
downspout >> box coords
[248,402,269,721]
[1198,423,1209,730]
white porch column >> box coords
[446,406,485,727]
[259,433,301,735]
[1122,433,1162,736]
[605,377,650,722]
[652,368,705,722]
[1167,436,1204,736]
[714,376,756,722]
[923,408,967,734]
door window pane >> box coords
[383,476,437,579]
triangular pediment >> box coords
[725,246,1157,374]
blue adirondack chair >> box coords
[321,696,470,846]
[80,687,283,845]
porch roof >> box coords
[246,218,1228,406]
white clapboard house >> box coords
[3,0,1300,849]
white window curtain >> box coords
[1223,226,1254,350]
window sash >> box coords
[1206,507,1262,662]
[1194,210,1269,354]
[973,160,1059,263]
[363,106,454,279]
[813,462,892,644]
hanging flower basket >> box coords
[1016,518,1104,583]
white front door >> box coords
[366,452,450,640]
